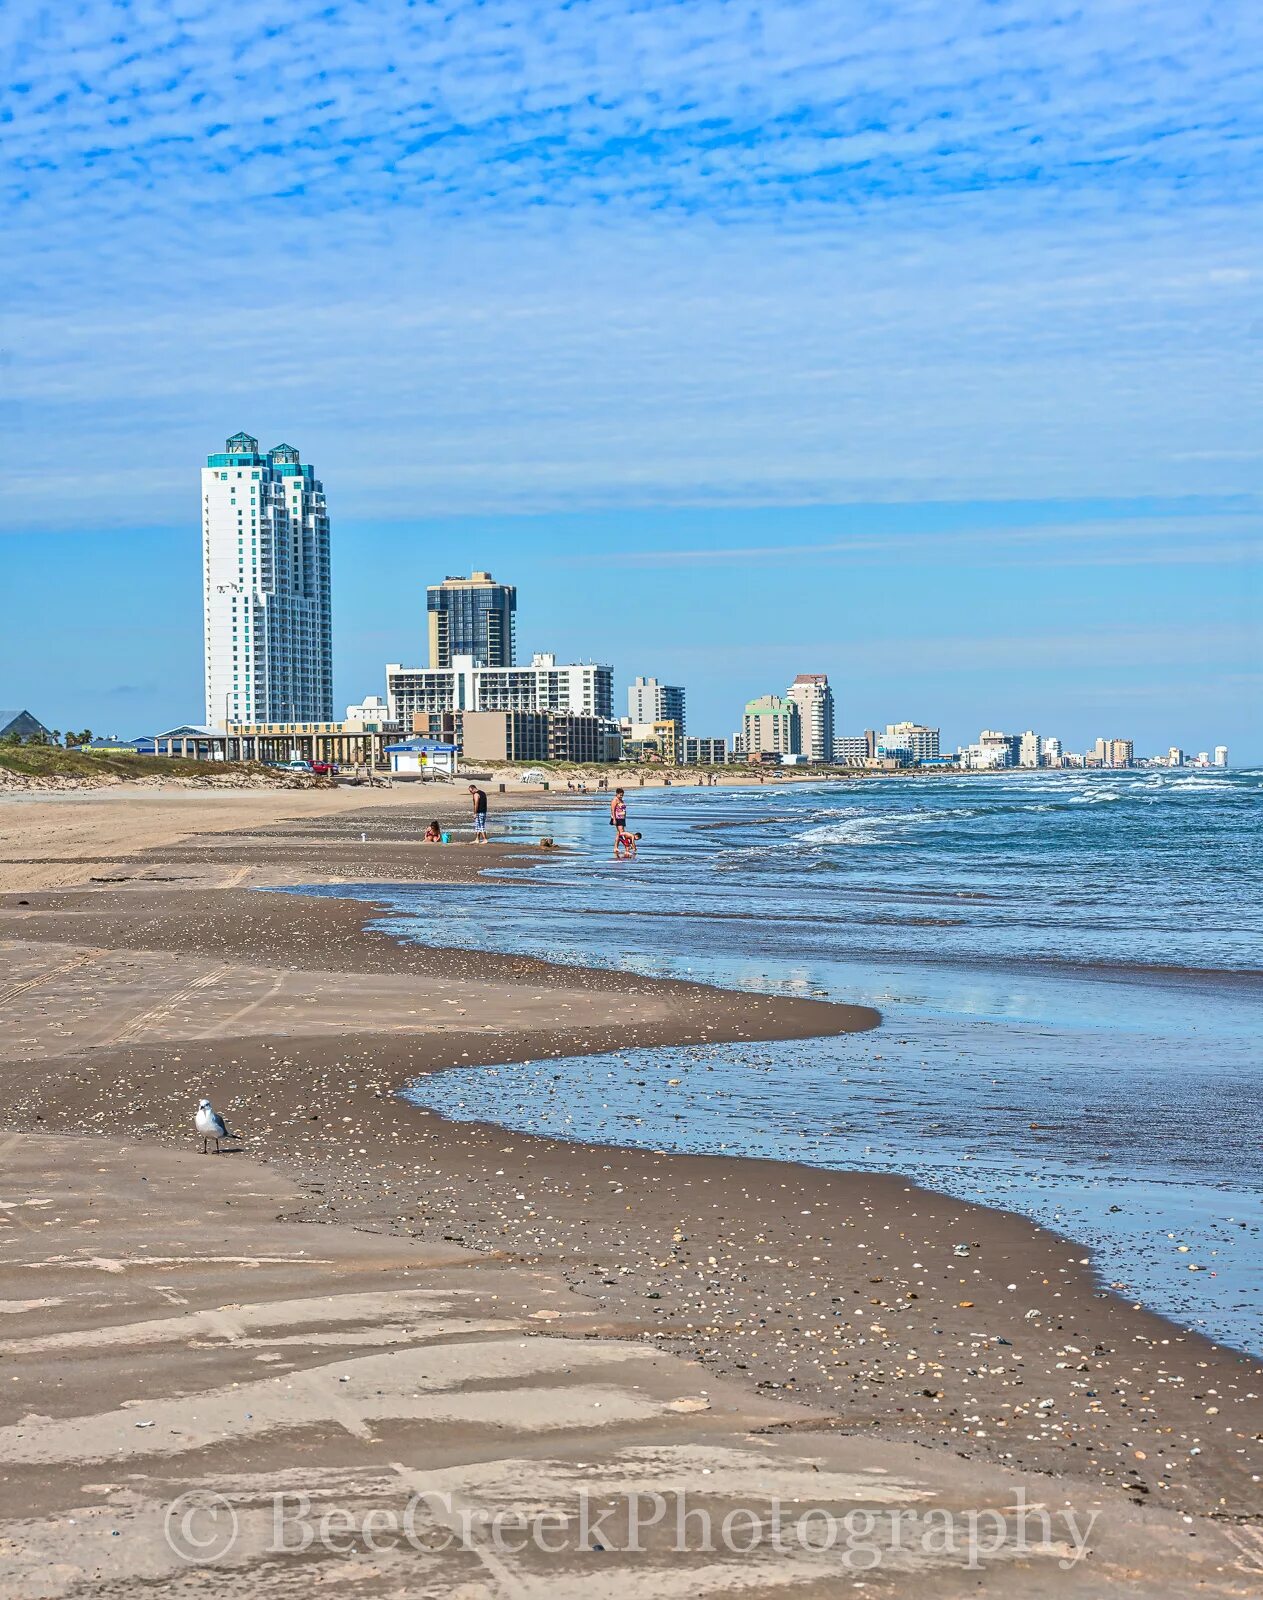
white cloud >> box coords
[1,1,1261,527]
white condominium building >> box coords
[386,652,613,726]
[787,674,836,762]
[884,721,940,763]
[201,432,332,726]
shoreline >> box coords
[0,783,1260,1566]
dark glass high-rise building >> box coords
[427,572,517,668]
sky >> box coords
[1,0,1260,757]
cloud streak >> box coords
[1,1,1260,528]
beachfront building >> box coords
[201,433,332,727]
[1042,737,1063,766]
[1167,747,1185,767]
[832,735,868,766]
[961,739,1011,770]
[884,722,940,764]
[386,653,613,729]
[464,710,621,765]
[682,736,728,765]
[1019,731,1042,768]
[787,674,835,763]
[427,572,516,668]
[742,694,801,758]
[1215,745,1229,767]
[620,719,680,763]
[627,676,686,736]
[1094,737,1134,768]
[975,730,1020,767]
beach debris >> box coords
[953,1243,971,1257]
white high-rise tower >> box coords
[201,432,333,726]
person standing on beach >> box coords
[469,784,488,845]
[610,787,627,856]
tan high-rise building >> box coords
[1107,738,1134,768]
[787,674,836,762]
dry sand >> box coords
[0,782,1260,1596]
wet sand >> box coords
[0,786,1261,1593]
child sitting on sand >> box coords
[423,821,443,843]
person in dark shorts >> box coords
[609,787,627,856]
[469,784,488,844]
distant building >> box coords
[743,694,800,757]
[1042,737,1063,767]
[627,676,686,736]
[1019,731,1042,768]
[977,730,1020,767]
[1110,738,1134,768]
[682,736,728,765]
[962,740,1011,770]
[787,674,835,763]
[202,432,333,727]
[884,722,940,764]
[0,709,52,742]
[1168,746,1185,767]
[387,653,613,726]
[462,710,620,765]
[427,572,516,669]
[621,719,680,764]
[832,735,869,766]
[344,695,398,731]
[1214,745,1229,768]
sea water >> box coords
[299,769,1263,1354]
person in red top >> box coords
[609,787,627,856]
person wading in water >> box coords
[610,787,628,857]
[469,784,488,845]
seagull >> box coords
[195,1098,233,1155]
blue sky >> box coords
[1,0,1259,756]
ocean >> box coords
[307,768,1263,1355]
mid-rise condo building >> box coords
[627,676,686,735]
[743,694,801,757]
[386,652,613,727]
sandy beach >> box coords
[1,782,1261,1596]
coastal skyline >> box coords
[2,1,1260,756]
[3,9,1260,1585]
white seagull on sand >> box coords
[195,1098,233,1155]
